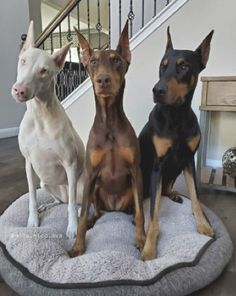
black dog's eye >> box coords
[160,63,167,72]
[179,63,189,71]
[90,59,98,66]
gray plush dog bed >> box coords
[0,188,233,296]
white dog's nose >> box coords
[12,82,28,101]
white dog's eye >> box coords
[40,68,48,75]
[21,59,26,65]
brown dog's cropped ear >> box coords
[74,26,92,67]
[52,42,73,70]
[21,21,35,52]
[165,26,173,52]
[195,30,214,71]
[116,20,131,64]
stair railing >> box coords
[21,0,172,102]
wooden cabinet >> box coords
[197,76,236,193]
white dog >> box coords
[11,21,85,239]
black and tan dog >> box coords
[70,22,146,257]
[139,28,214,261]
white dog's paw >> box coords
[27,214,39,227]
[66,221,77,239]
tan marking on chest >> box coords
[152,135,172,157]
[118,147,135,163]
[187,133,201,151]
[89,148,106,167]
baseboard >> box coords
[206,159,222,168]
[0,127,19,139]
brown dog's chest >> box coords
[88,125,137,211]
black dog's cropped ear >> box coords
[165,26,173,52]
[195,30,214,71]
[116,20,131,64]
[74,26,93,67]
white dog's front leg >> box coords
[65,164,78,239]
[25,161,39,227]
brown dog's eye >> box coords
[90,59,97,66]
[113,57,120,64]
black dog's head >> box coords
[153,27,214,106]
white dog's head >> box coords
[12,21,72,102]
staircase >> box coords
[23,0,174,102]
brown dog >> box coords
[70,21,146,257]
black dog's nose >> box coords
[96,75,111,88]
[153,83,167,96]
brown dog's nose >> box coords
[96,75,111,88]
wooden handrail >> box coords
[35,0,80,47]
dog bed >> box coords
[0,188,233,296]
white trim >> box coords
[62,78,92,109]
[62,0,190,110]
[0,127,19,139]
[130,0,190,51]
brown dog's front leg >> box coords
[183,159,214,237]
[141,170,162,261]
[69,172,97,257]
[132,168,146,251]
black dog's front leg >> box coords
[183,158,214,237]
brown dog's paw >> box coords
[197,221,214,237]
[135,233,146,251]
[168,191,183,203]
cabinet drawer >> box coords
[207,81,236,106]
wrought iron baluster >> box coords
[67,14,72,62]
[96,0,102,49]
[128,0,135,38]
[59,23,62,48]
[119,0,121,35]
[77,2,82,84]
[142,0,145,28]
[154,0,157,17]
[87,0,91,44]
[50,33,54,54]
[108,0,111,48]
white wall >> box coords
[0,0,30,134]
[66,0,236,165]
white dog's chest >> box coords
[19,125,67,185]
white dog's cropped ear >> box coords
[74,26,93,67]
[21,21,35,52]
[52,42,73,69]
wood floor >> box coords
[0,137,235,296]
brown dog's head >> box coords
[153,27,214,106]
[75,21,131,101]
